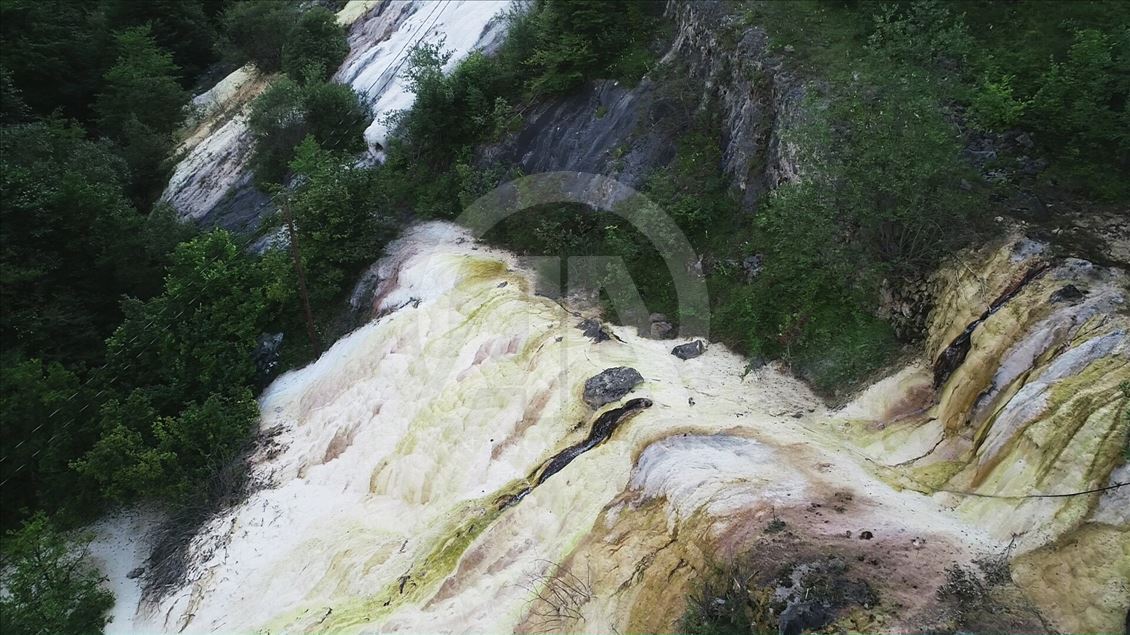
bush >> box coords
[76,389,259,503]
[0,357,100,526]
[0,514,114,635]
[72,230,294,505]
[868,0,972,68]
[525,0,662,95]
[218,0,299,73]
[968,73,1028,131]
[281,7,349,83]
[1027,27,1130,198]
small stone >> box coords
[126,567,145,579]
[578,318,611,343]
[648,313,668,323]
[649,321,673,339]
[994,216,1004,223]
[859,530,874,540]
[671,340,705,360]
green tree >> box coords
[75,389,258,503]
[94,26,189,202]
[0,356,101,527]
[0,0,110,120]
[0,514,114,635]
[288,137,396,302]
[1028,27,1130,198]
[525,0,661,95]
[71,230,293,505]
[103,0,221,84]
[218,0,299,73]
[248,76,368,185]
[281,6,349,83]
[0,121,170,363]
[101,230,293,412]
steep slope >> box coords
[95,223,1127,634]
[161,0,511,230]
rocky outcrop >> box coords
[838,233,1129,634]
[161,0,512,230]
[663,0,805,207]
[480,0,805,210]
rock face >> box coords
[161,1,512,229]
[663,0,805,207]
[481,0,804,211]
[583,367,645,408]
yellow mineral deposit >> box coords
[97,223,1127,634]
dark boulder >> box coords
[671,340,706,360]
[1049,284,1085,304]
[583,367,643,408]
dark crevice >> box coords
[932,263,1053,389]
[495,398,653,511]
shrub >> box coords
[1027,27,1130,197]
[0,514,114,635]
[868,0,973,68]
[525,0,662,95]
[968,73,1028,131]
[281,7,349,83]
[287,137,397,303]
[0,120,167,362]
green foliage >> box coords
[968,73,1028,132]
[1,68,31,124]
[218,0,299,73]
[70,230,293,505]
[101,230,293,412]
[0,0,111,120]
[281,7,349,83]
[248,76,368,185]
[0,357,99,526]
[714,69,977,396]
[0,121,175,363]
[102,0,221,84]
[95,26,189,201]
[76,389,259,503]
[1027,27,1129,197]
[644,131,739,232]
[524,0,662,95]
[868,0,973,67]
[288,138,397,303]
[0,0,224,122]
[0,514,114,635]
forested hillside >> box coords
[1,1,1126,633]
